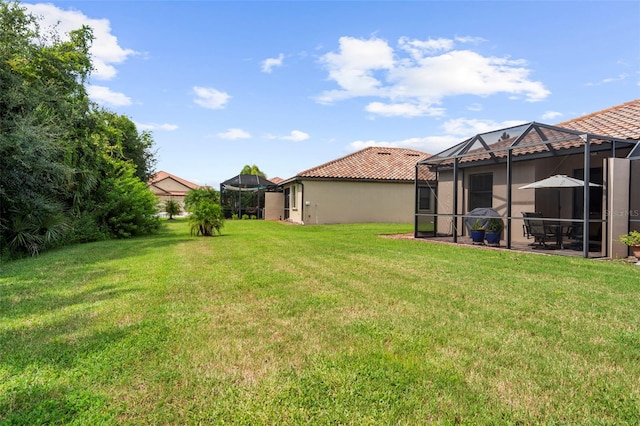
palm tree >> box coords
[240,164,266,178]
[188,201,224,236]
[238,165,268,217]
[164,199,181,219]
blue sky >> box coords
[24,1,640,187]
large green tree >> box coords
[0,2,92,256]
[0,1,159,257]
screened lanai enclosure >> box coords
[220,174,277,219]
[415,122,640,259]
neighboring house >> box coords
[148,170,200,210]
[415,99,640,259]
[269,147,434,224]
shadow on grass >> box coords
[0,225,196,317]
[0,381,111,425]
[0,219,195,274]
[0,312,170,423]
[0,283,136,323]
[0,320,132,424]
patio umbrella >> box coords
[518,174,601,218]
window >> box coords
[469,173,493,210]
[418,187,432,210]
[291,184,297,209]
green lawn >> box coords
[1,219,639,425]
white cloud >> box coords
[317,36,395,103]
[585,73,629,86]
[398,36,454,58]
[24,3,137,81]
[280,130,309,142]
[365,101,444,117]
[442,118,527,137]
[266,130,310,142]
[87,85,131,106]
[541,111,563,121]
[347,116,528,155]
[193,86,231,109]
[261,53,284,73]
[348,135,460,154]
[135,122,179,132]
[317,35,550,117]
[454,36,486,45]
[217,128,250,139]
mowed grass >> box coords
[1,219,639,425]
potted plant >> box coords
[485,218,504,246]
[470,219,485,244]
[619,230,640,263]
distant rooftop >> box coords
[148,170,199,190]
[288,147,433,182]
[556,99,640,140]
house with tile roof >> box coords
[415,99,640,259]
[266,147,433,224]
[148,170,200,211]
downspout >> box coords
[583,135,591,258]
[414,164,419,238]
[453,158,459,243]
[506,148,513,249]
[434,167,439,237]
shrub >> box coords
[619,230,640,246]
[165,199,181,219]
[184,187,220,212]
[487,218,504,233]
[188,201,224,236]
[98,170,161,238]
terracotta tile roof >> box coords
[148,170,200,190]
[294,147,433,182]
[556,99,640,140]
[269,176,284,184]
[424,99,640,167]
[459,124,593,164]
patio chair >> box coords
[522,212,557,248]
[522,212,541,239]
[566,223,602,252]
[566,224,584,250]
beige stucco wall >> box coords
[434,171,456,236]
[282,180,417,225]
[154,179,190,193]
[149,178,194,211]
[631,160,640,233]
[155,194,185,204]
[264,192,284,221]
[436,162,535,242]
[528,152,607,220]
[432,153,611,244]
